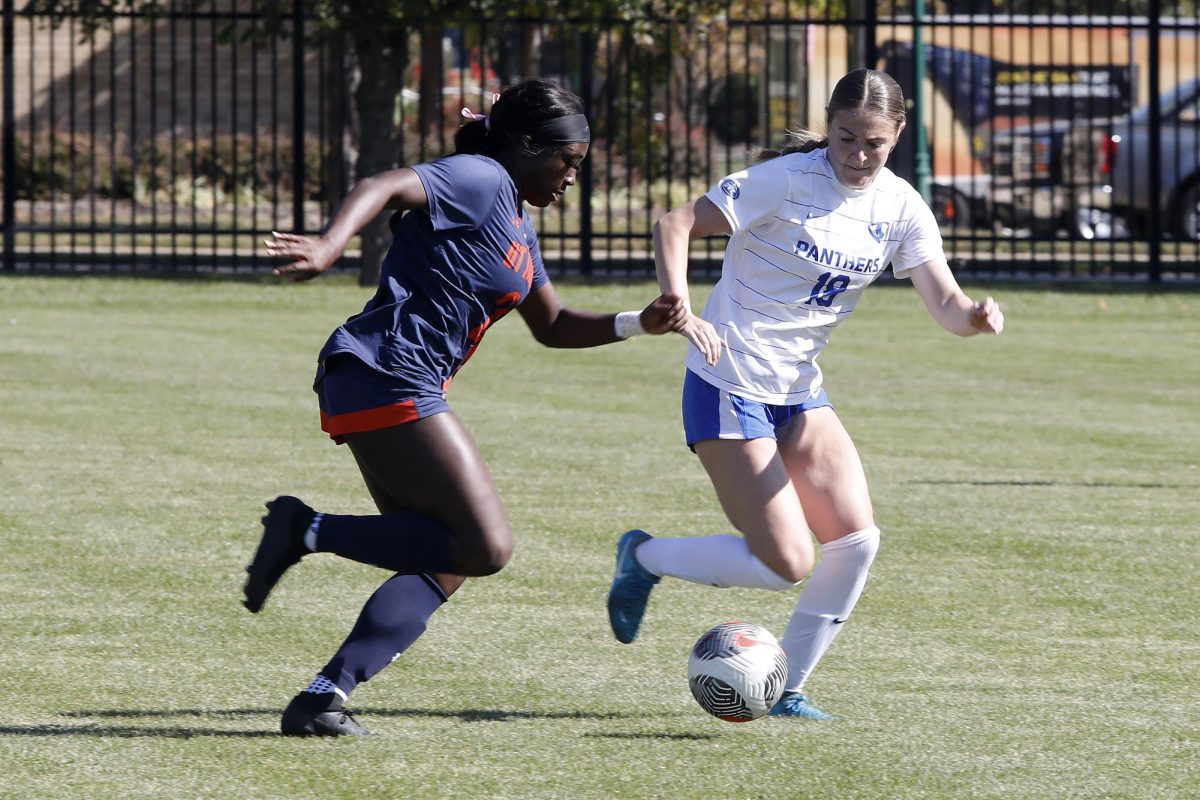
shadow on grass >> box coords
[2,708,280,738]
[0,706,641,738]
[585,731,719,741]
[907,479,1192,489]
[0,723,278,738]
[364,708,634,722]
[62,707,635,723]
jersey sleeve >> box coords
[526,220,550,290]
[411,155,504,232]
[703,159,789,233]
[890,188,945,278]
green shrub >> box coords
[9,130,131,200]
[6,130,329,205]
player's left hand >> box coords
[639,293,690,335]
[970,296,1004,334]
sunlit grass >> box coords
[1,275,1196,799]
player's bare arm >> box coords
[909,258,1005,336]
[517,283,687,347]
[653,196,731,365]
[267,168,429,282]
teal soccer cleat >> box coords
[769,691,834,720]
[606,529,660,644]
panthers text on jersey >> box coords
[691,148,944,405]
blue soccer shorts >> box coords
[681,369,832,450]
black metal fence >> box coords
[3,1,1199,281]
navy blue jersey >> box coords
[317,154,549,394]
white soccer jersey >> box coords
[689,148,944,405]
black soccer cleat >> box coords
[280,692,374,737]
[242,496,314,613]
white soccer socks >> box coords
[632,525,880,690]
[634,534,798,591]
[780,526,880,690]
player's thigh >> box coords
[694,437,816,579]
[344,412,510,542]
[776,407,874,543]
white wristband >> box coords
[614,310,647,339]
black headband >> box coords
[515,113,591,144]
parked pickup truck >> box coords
[1063,77,1200,240]
[988,119,1076,236]
[988,118,1124,239]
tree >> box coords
[26,0,737,283]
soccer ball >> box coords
[687,621,788,722]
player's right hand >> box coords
[639,293,689,335]
[969,296,1004,334]
[680,313,722,365]
[265,231,337,282]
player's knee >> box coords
[749,542,814,585]
[474,537,513,576]
[750,557,801,590]
[455,525,514,576]
[771,553,815,584]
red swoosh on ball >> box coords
[734,631,764,648]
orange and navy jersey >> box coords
[317,154,547,395]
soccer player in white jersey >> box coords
[607,69,1005,719]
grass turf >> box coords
[0,275,1197,799]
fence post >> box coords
[292,2,305,233]
[579,29,594,276]
[864,0,877,67]
[911,0,931,203]
[1146,0,1162,283]
[2,0,14,272]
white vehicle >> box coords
[1065,77,1200,240]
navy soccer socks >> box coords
[310,511,460,575]
[317,573,448,695]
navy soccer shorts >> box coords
[315,354,449,444]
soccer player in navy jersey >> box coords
[607,69,1005,719]
[242,79,687,736]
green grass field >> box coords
[1,275,1197,799]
